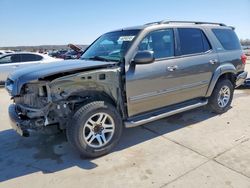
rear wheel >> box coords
[208,79,234,114]
[67,101,123,158]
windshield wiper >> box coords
[88,56,110,62]
[82,56,119,62]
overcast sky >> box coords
[0,0,250,47]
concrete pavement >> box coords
[0,61,250,188]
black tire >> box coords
[66,101,123,158]
[208,79,234,114]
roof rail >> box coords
[144,21,161,26]
[145,20,227,27]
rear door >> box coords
[170,28,219,101]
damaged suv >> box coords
[6,21,247,157]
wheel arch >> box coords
[206,63,237,97]
[67,90,117,107]
[65,89,127,120]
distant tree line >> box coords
[240,39,250,46]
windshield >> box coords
[81,30,140,62]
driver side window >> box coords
[138,29,175,59]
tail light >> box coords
[241,54,247,65]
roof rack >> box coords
[144,21,161,26]
[145,20,227,27]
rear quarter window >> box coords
[212,29,241,50]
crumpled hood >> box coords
[7,59,116,96]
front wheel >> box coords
[208,79,234,114]
[67,101,123,158]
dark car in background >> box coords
[61,50,83,59]
[48,50,67,58]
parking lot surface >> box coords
[0,61,250,188]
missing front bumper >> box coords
[8,104,30,137]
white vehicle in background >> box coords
[0,52,61,84]
[243,46,250,56]
[0,50,14,56]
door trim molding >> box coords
[129,80,209,102]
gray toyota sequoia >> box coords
[6,21,248,157]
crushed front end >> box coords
[7,81,72,136]
[5,66,122,137]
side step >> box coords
[125,99,208,128]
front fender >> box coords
[49,68,121,103]
[205,63,237,97]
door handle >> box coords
[12,65,19,68]
[209,59,218,65]
[167,65,178,72]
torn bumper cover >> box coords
[236,71,248,87]
[8,104,30,137]
[8,103,47,137]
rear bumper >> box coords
[236,71,248,87]
[8,104,30,137]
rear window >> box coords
[212,29,241,50]
[178,28,211,55]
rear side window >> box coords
[21,54,43,62]
[212,29,241,50]
[178,28,211,55]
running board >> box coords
[125,99,208,128]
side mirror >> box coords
[133,51,154,64]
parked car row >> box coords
[0,52,61,84]
[48,49,83,59]
[48,44,84,60]
[0,43,85,85]
[48,49,68,58]
[0,50,14,56]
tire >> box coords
[66,101,123,158]
[208,79,234,114]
